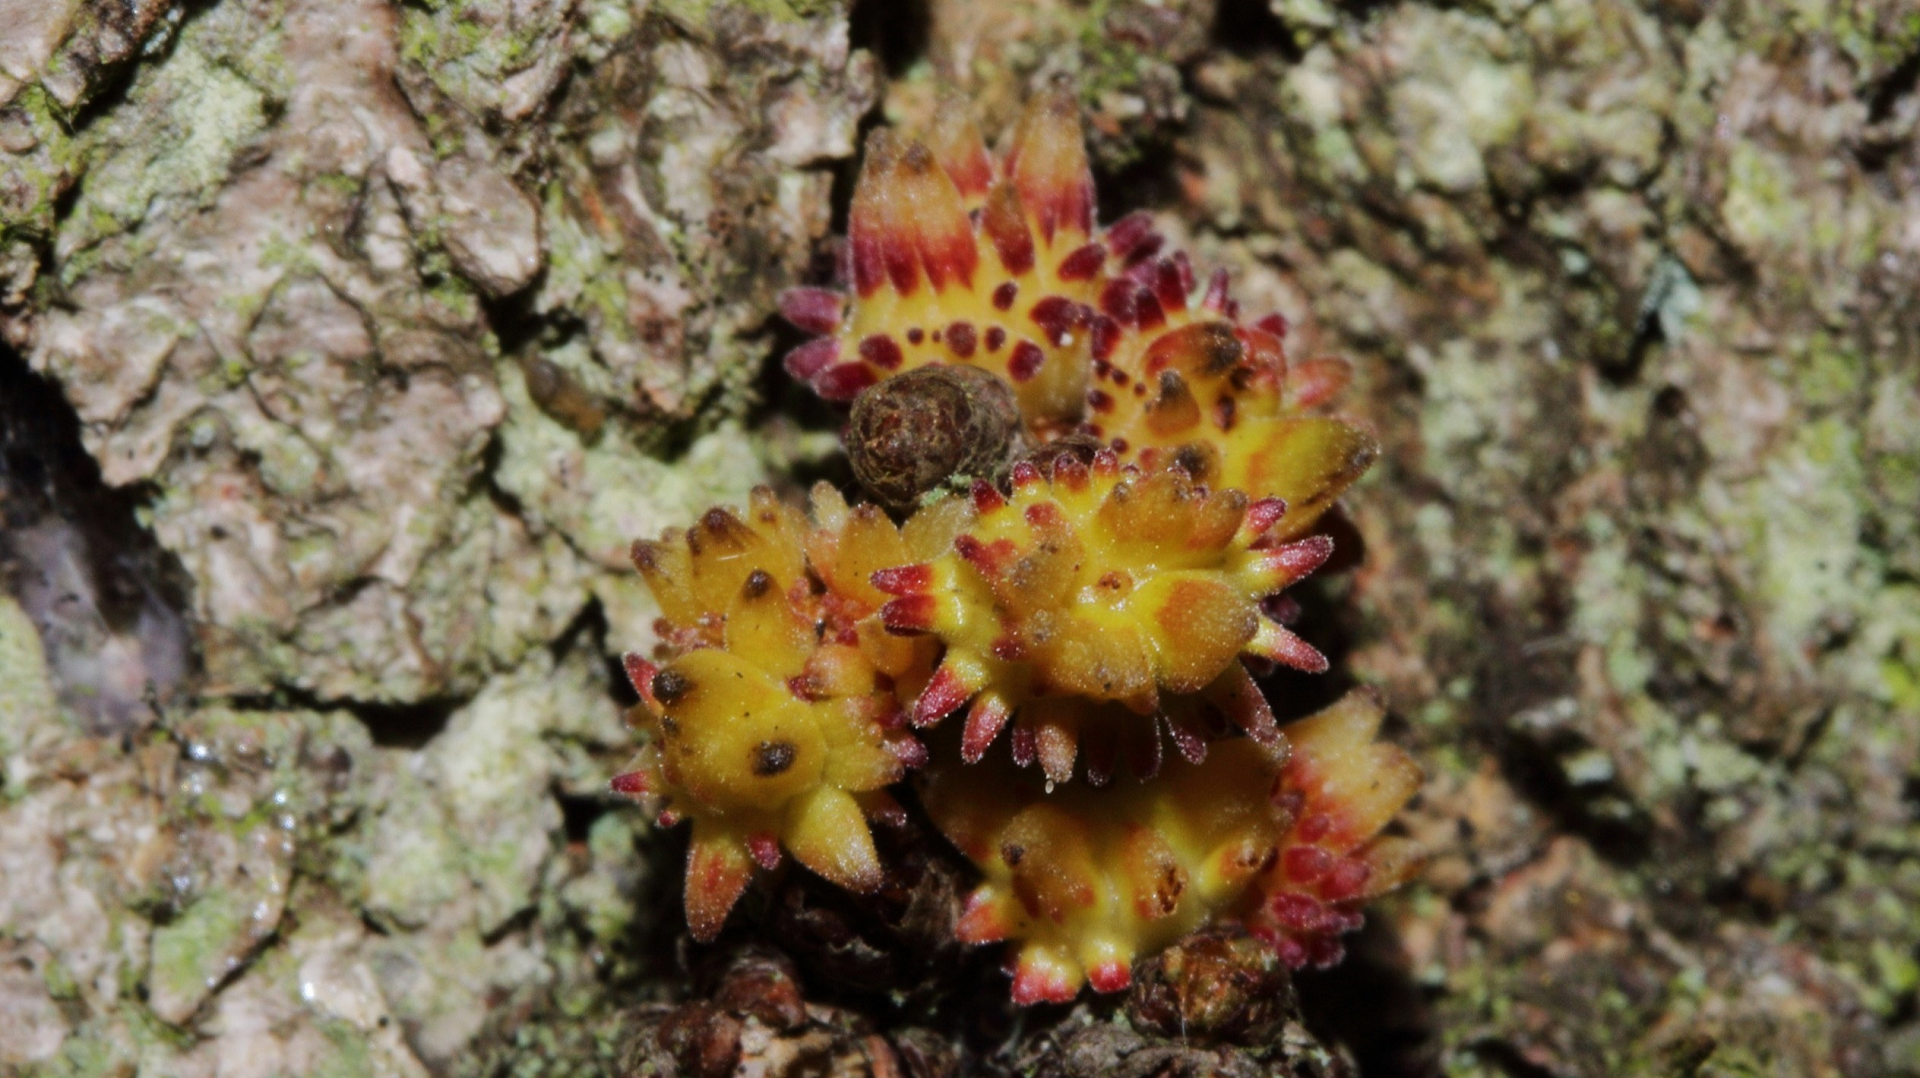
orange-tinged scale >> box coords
[786,91,1106,423]
[777,86,1379,541]
[1244,690,1426,969]
[926,103,994,204]
[685,826,755,942]
[1004,88,1095,245]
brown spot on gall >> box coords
[653,668,693,703]
[752,740,798,776]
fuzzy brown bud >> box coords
[1015,432,1104,480]
[846,365,1023,512]
[1126,927,1297,1045]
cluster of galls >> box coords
[613,86,1422,1005]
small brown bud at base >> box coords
[846,366,1024,513]
[1126,927,1297,1045]
[1016,432,1104,480]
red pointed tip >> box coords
[1208,663,1280,745]
[870,562,933,596]
[1201,267,1231,312]
[889,735,930,769]
[1254,312,1290,339]
[1086,961,1131,994]
[953,533,986,567]
[747,833,782,871]
[814,362,878,401]
[1056,242,1105,281]
[1260,535,1336,588]
[1104,211,1160,263]
[1010,962,1078,1006]
[1008,89,1094,245]
[776,287,845,335]
[1289,356,1354,409]
[983,182,1036,276]
[783,337,840,381]
[1009,460,1042,488]
[849,131,902,297]
[1243,497,1289,538]
[1133,288,1166,331]
[954,534,1014,577]
[961,696,1013,763]
[851,130,930,298]
[1167,719,1207,764]
[1082,732,1118,787]
[685,841,752,941]
[863,790,909,829]
[1252,621,1330,673]
[913,662,978,727]
[971,479,1007,512]
[622,654,659,706]
[1153,260,1187,313]
[955,892,1010,943]
[1051,454,1089,490]
[927,106,994,199]
[880,594,937,635]
[895,140,980,291]
[1010,723,1038,767]
[610,770,651,797]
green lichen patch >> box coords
[146,878,274,1025]
[491,348,771,655]
[0,595,65,793]
[655,0,844,28]
[57,44,267,266]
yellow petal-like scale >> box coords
[785,786,885,893]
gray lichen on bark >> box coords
[3,0,873,1073]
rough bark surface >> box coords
[2,0,1916,1076]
